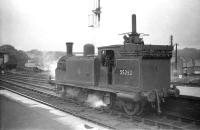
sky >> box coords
[0,0,200,52]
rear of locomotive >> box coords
[112,14,180,115]
[117,45,176,115]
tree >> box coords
[0,44,29,69]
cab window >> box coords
[101,50,115,66]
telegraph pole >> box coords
[88,0,101,28]
[170,35,173,46]
[175,43,178,70]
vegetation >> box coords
[0,44,29,69]
[177,48,200,61]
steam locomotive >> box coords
[55,14,179,115]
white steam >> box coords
[86,94,106,108]
[48,61,57,78]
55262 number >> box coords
[119,69,133,76]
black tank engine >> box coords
[55,14,179,115]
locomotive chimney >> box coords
[132,14,137,34]
[66,42,73,56]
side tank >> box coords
[56,42,100,87]
[63,56,99,86]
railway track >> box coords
[6,71,50,79]
[0,72,200,130]
[163,96,200,122]
[1,75,51,87]
[0,77,54,92]
[3,74,48,82]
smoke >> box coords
[86,94,106,108]
[48,61,57,78]
[40,51,62,78]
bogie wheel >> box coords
[122,101,140,116]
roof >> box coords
[98,44,122,50]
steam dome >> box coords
[83,44,95,56]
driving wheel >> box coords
[122,101,140,116]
